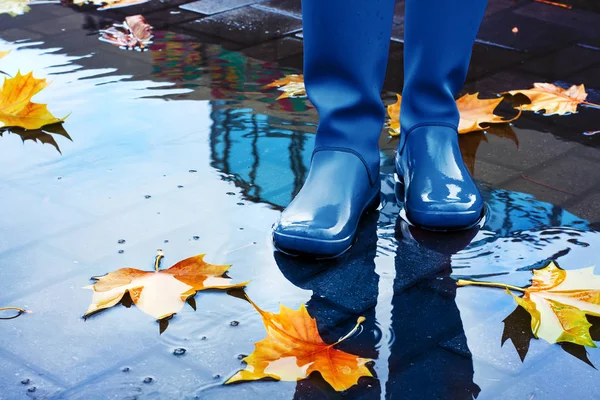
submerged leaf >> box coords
[0,71,67,130]
[387,93,519,136]
[99,15,153,49]
[505,83,599,116]
[226,297,372,391]
[85,254,248,321]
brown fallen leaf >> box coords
[226,296,373,391]
[0,71,67,130]
[387,93,520,136]
[99,15,153,49]
[84,252,248,321]
[505,83,600,116]
[459,261,600,347]
[263,74,306,100]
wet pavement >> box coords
[1,1,600,399]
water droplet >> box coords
[144,195,152,199]
[122,367,130,372]
[27,387,36,393]
[57,176,62,180]
[239,228,244,230]
[213,374,221,379]
[192,236,200,240]
[237,202,245,206]
[230,321,239,327]
[177,185,184,188]
[164,240,169,243]
[118,239,126,244]
[253,242,257,245]
[173,348,186,356]
[118,250,124,254]
[189,169,197,173]
[20,378,30,385]
[226,192,235,196]
[237,354,246,360]
[143,377,153,384]
[201,336,207,340]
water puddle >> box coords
[0,4,599,400]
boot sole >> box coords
[272,190,381,259]
[394,173,486,232]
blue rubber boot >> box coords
[272,0,395,258]
[396,0,487,230]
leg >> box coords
[396,0,488,229]
[272,0,395,258]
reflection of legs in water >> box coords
[275,211,381,399]
[387,226,480,399]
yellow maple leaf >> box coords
[226,297,373,391]
[0,0,31,16]
[0,51,9,60]
[387,93,520,136]
[458,262,600,347]
[263,74,306,100]
[505,83,600,116]
[84,253,248,320]
[0,71,67,130]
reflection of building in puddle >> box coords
[209,103,314,208]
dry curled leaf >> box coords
[263,74,306,100]
[84,253,248,320]
[505,83,600,116]
[99,15,153,49]
[227,297,372,391]
[459,262,600,348]
[387,93,519,136]
[0,71,67,130]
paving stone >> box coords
[241,36,303,62]
[183,5,302,46]
[0,4,69,30]
[0,352,65,400]
[520,44,600,81]
[142,8,204,28]
[57,352,214,399]
[484,0,525,17]
[0,28,43,42]
[514,2,600,38]
[391,22,404,43]
[522,154,600,196]
[180,0,258,16]
[254,0,302,18]
[567,191,600,223]
[501,175,574,206]
[112,0,195,16]
[467,42,529,82]
[487,348,600,399]
[393,0,405,24]
[27,13,92,36]
[477,10,583,55]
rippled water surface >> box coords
[1,5,600,400]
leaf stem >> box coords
[582,101,600,109]
[0,306,28,314]
[331,316,366,347]
[154,250,164,272]
[457,279,526,293]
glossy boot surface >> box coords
[397,0,488,230]
[395,126,484,229]
[272,0,395,258]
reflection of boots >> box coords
[272,0,395,258]
[396,0,487,230]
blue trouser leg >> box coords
[272,0,395,258]
[396,0,488,230]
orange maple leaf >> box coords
[263,74,306,100]
[386,93,519,136]
[0,71,66,130]
[227,297,373,391]
[84,253,248,320]
[505,83,600,116]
